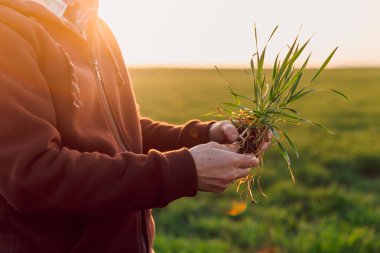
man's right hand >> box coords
[189,142,259,193]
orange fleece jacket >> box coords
[0,0,212,252]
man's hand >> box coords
[189,142,259,192]
[209,121,272,153]
[209,121,239,144]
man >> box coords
[0,0,270,252]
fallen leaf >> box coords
[227,201,247,216]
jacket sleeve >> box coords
[0,22,197,219]
[140,117,214,154]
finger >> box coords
[261,141,271,152]
[209,141,241,152]
[233,154,259,168]
[208,142,239,152]
[265,130,272,142]
[235,168,250,179]
[222,122,239,143]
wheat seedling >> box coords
[214,25,350,203]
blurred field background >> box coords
[130,68,380,253]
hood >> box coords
[0,0,99,36]
[0,0,64,24]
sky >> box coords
[99,0,380,68]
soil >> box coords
[236,124,268,158]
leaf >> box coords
[230,90,256,103]
[283,107,301,116]
[290,89,317,102]
[215,66,242,105]
[277,139,291,167]
[250,55,255,75]
[289,52,311,96]
[222,102,249,110]
[257,47,266,87]
[287,38,311,67]
[277,112,302,121]
[227,201,247,216]
[225,84,241,105]
[274,36,298,86]
[254,23,258,51]
[282,131,299,158]
[302,117,336,134]
[267,124,281,140]
[311,121,336,134]
[279,70,303,95]
[267,25,278,43]
[330,89,352,101]
[309,47,338,83]
[214,66,230,86]
[272,53,280,81]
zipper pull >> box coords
[93,59,102,82]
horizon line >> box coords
[127,64,380,69]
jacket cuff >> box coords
[184,120,216,148]
[162,148,198,205]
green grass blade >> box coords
[287,38,311,67]
[257,47,266,84]
[289,73,303,99]
[214,66,230,86]
[230,90,256,103]
[301,117,336,134]
[272,53,279,81]
[254,24,258,50]
[250,57,255,75]
[267,25,278,43]
[267,124,280,140]
[309,47,338,83]
[311,121,336,134]
[277,139,291,167]
[290,89,316,102]
[283,108,301,116]
[279,71,302,94]
[274,36,298,86]
[277,112,302,121]
[282,131,299,158]
[330,89,352,101]
[277,140,296,183]
[222,102,249,110]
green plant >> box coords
[214,25,350,203]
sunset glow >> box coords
[99,0,380,68]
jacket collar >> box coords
[30,0,98,37]
[36,0,68,18]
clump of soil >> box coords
[233,120,268,159]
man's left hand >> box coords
[209,121,239,144]
[209,121,272,152]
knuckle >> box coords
[208,141,218,147]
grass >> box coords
[130,68,380,253]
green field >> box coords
[130,68,380,253]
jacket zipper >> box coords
[91,52,148,253]
[92,58,128,152]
